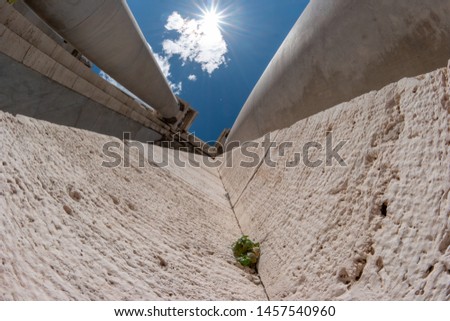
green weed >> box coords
[232,235,260,268]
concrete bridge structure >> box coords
[0,0,209,155]
[0,0,449,301]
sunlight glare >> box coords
[200,4,225,30]
[202,8,221,29]
[198,6,225,46]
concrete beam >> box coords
[227,0,450,144]
[24,0,181,119]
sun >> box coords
[200,6,223,30]
[197,5,226,46]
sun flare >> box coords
[200,7,223,30]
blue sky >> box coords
[124,0,308,142]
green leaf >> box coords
[238,256,251,267]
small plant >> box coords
[7,0,17,4]
[232,235,260,268]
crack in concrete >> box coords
[232,131,280,209]
[217,168,271,301]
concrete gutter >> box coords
[24,0,180,119]
[227,0,450,144]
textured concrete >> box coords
[218,131,279,206]
[1,64,448,301]
[228,0,450,143]
[0,111,265,300]
[24,0,180,118]
[1,0,449,300]
[221,64,450,300]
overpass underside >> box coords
[0,2,209,155]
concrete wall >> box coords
[0,111,266,300]
[1,0,449,301]
[228,0,450,143]
[0,63,448,300]
[0,53,163,142]
[220,63,450,300]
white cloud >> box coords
[162,11,228,75]
[171,81,183,95]
[188,74,197,82]
[165,11,185,30]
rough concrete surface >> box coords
[221,64,450,300]
[218,131,279,206]
[1,63,449,300]
[0,113,265,300]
